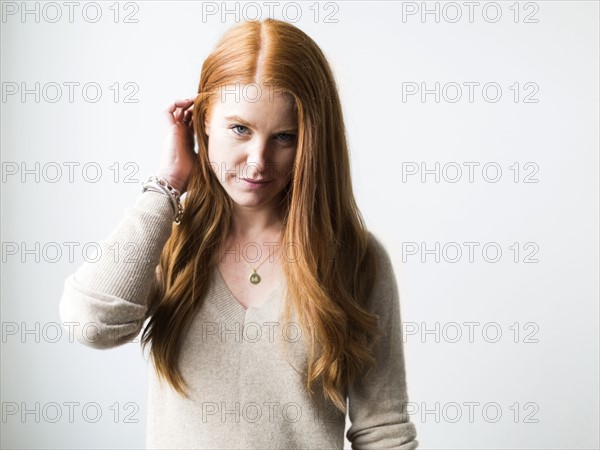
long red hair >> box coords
[141,18,381,414]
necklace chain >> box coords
[235,231,282,285]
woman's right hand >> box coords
[155,95,199,193]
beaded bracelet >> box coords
[141,175,184,224]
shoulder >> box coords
[366,230,388,256]
[366,231,396,281]
[364,230,400,311]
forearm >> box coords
[59,190,175,348]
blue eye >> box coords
[276,133,296,143]
[230,125,248,135]
[229,125,295,144]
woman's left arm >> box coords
[346,233,419,449]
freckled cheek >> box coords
[207,148,240,183]
[208,136,238,162]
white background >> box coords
[1,1,598,448]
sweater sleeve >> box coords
[345,232,419,449]
[59,190,175,349]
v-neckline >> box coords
[213,265,283,312]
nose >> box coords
[244,137,271,179]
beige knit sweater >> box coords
[59,190,419,449]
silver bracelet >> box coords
[141,175,184,224]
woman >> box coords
[60,18,419,449]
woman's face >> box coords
[204,83,298,210]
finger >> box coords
[175,107,185,122]
[163,102,182,124]
[165,98,194,114]
[183,97,197,116]
[163,107,176,125]
[164,96,196,123]
[177,95,198,105]
[174,97,195,106]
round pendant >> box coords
[250,270,261,284]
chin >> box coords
[230,190,283,207]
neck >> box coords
[229,203,283,239]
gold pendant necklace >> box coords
[249,269,261,285]
[240,231,282,285]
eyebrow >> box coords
[224,115,298,133]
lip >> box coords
[240,178,272,188]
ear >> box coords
[204,118,210,136]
